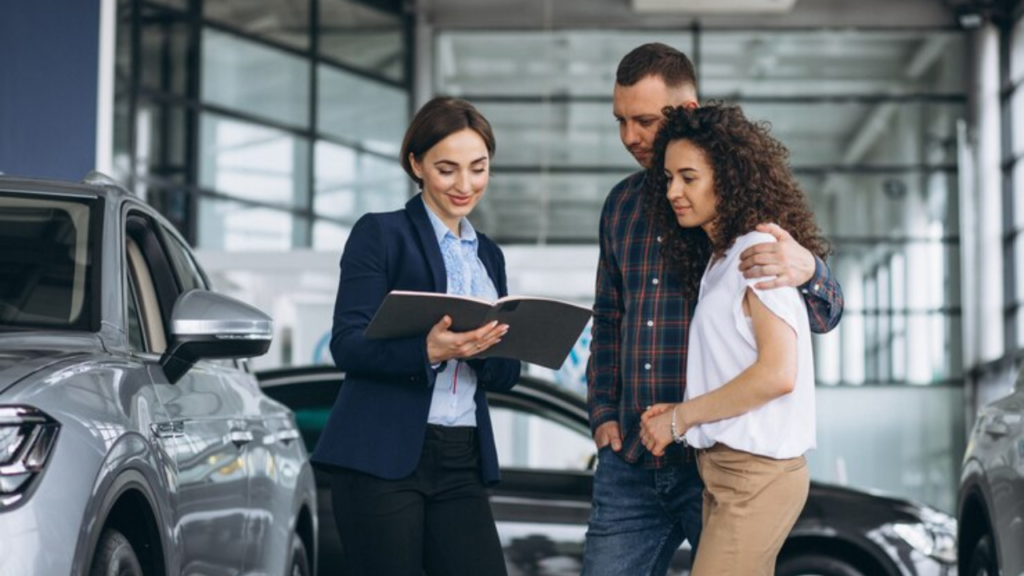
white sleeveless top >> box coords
[684,231,816,459]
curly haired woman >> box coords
[637,103,831,576]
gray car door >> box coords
[158,226,298,574]
[157,222,308,576]
[237,380,305,575]
[125,211,249,576]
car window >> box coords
[259,377,342,451]
[126,237,167,353]
[260,374,597,472]
[0,193,100,330]
[491,404,595,471]
[161,226,207,292]
[125,212,184,324]
[124,273,146,351]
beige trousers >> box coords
[691,444,809,576]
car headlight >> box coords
[0,406,60,508]
[892,506,957,564]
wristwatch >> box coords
[670,405,687,446]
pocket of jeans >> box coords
[699,451,748,499]
[783,455,807,473]
[704,448,750,477]
[594,444,615,465]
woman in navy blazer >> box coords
[311,97,521,576]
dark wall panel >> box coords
[0,0,100,180]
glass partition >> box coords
[810,386,964,512]
[318,64,408,155]
[199,112,311,208]
[115,0,411,248]
[198,197,307,251]
[436,31,694,97]
[201,28,311,128]
[320,0,406,82]
[205,0,311,50]
[313,140,408,220]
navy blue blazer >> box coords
[310,194,521,484]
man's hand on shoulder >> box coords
[594,421,623,452]
[738,223,816,290]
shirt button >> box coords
[644,363,652,370]
[647,320,654,327]
[652,278,660,285]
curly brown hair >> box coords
[644,102,830,299]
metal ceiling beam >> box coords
[421,0,957,30]
[823,35,953,194]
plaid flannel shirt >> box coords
[586,171,844,468]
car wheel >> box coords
[967,535,998,576]
[776,553,866,576]
[89,529,143,576]
[288,535,311,576]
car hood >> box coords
[807,481,931,523]
[0,332,105,394]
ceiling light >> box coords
[957,11,984,28]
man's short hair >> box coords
[616,42,697,92]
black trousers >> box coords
[330,424,507,576]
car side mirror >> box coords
[160,289,273,384]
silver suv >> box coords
[0,175,317,576]
[959,367,1024,576]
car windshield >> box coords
[0,192,99,331]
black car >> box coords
[259,366,957,576]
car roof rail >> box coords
[82,170,123,188]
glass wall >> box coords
[113,0,411,250]
[1008,11,1024,347]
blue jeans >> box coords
[582,447,704,576]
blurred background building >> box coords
[3,0,1022,513]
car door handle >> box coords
[983,415,1010,438]
[276,429,300,445]
[151,421,185,439]
[229,430,254,448]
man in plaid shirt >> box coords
[582,44,844,576]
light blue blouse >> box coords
[422,197,498,427]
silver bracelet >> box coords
[671,405,687,445]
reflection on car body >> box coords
[259,365,958,576]
[0,174,317,576]
[959,366,1024,576]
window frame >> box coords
[115,0,414,248]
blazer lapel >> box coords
[406,194,447,293]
